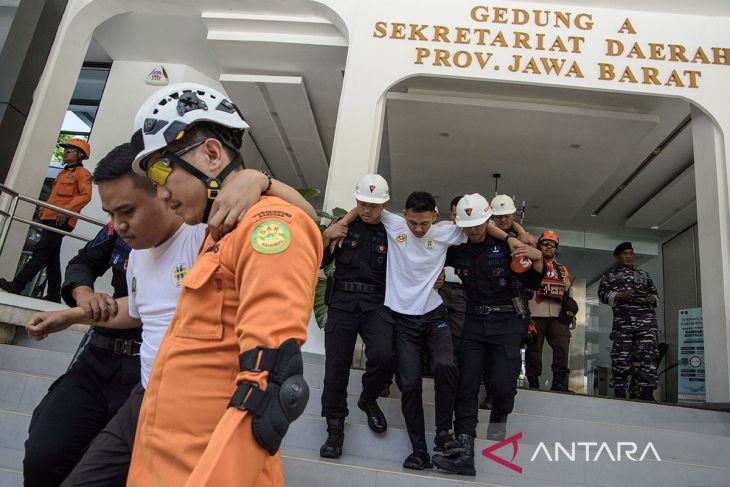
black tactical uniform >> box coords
[24,224,142,487]
[320,218,393,458]
[433,236,540,476]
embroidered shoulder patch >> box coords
[250,209,294,223]
[251,220,291,254]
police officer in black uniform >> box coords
[319,174,393,459]
[24,145,142,487]
[432,193,543,476]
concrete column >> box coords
[322,55,388,213]
[691,106,730,403]
[0,0,128,280]
[0,0,68,183]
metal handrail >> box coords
[0,182,105,255]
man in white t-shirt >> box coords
[336,190,522,470]
[26,142,315,486]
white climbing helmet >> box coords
[130,82,249,175]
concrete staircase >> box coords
[0,293,81,487]
[0,333,82,487]
[288,354,730,487]
[0,293,729,487]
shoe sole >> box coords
[320,449,342,459]
[403,461,433,470]
[432,456,476,476]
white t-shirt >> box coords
[127,223,206,388]
[380,210,465,315]
[436,221,462,285]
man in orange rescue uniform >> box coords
[126,83,322,486]
[0,138,92,302]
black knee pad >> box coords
[228,339,309,454]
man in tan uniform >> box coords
[526,230,575,391]
[126,83,322,486]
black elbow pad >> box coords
[228,338,309,454]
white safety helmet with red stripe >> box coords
[455,193,492,227]
[130,83,249,175]
[354,174,390,204]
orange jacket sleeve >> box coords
[183,198,322,486]
[65,167,93,214]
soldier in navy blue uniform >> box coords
[432,194,543,476]
[319,174,393,459]
[598,242,659,401]
[23,144,142,487]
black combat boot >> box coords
[432,434,476,476]
[486,413,508,441]
[433,430,465,455]
[550,372,568,392]
[487,410,507,441]
[403,450,432,470]
[357,395,387,433]
[639,387,656,401]
[614,388,627,399]
[527,375,540,389]
[319,417,345,459]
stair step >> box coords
[302,356,730,437]
[281,445,573,487]
[0,409,30,452]
[0,370,54,411]
[0,345,71,377]
[12,330,84,355]
[285,412,730,479]
[303,386,730,468]
[0,469,22,487]
[0,292,66,328]
[0,447,22,475]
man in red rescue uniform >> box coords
[0,138,92,302]
[125,83,322,486]
[525,230,575,391]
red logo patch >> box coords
[369,185,376,193]
[465,208,473,216]
[482,432,523,474]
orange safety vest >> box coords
[127,197,322,487]
[536,260,570,302]
[39,164,92,228]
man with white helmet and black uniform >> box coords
[433,194,543,476]
[318,174,393,459]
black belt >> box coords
[335,281,384,294]
[89,334,141,356]
[466,304,515,315]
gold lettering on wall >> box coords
[618,18,636,34]
[372,4,728,89]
